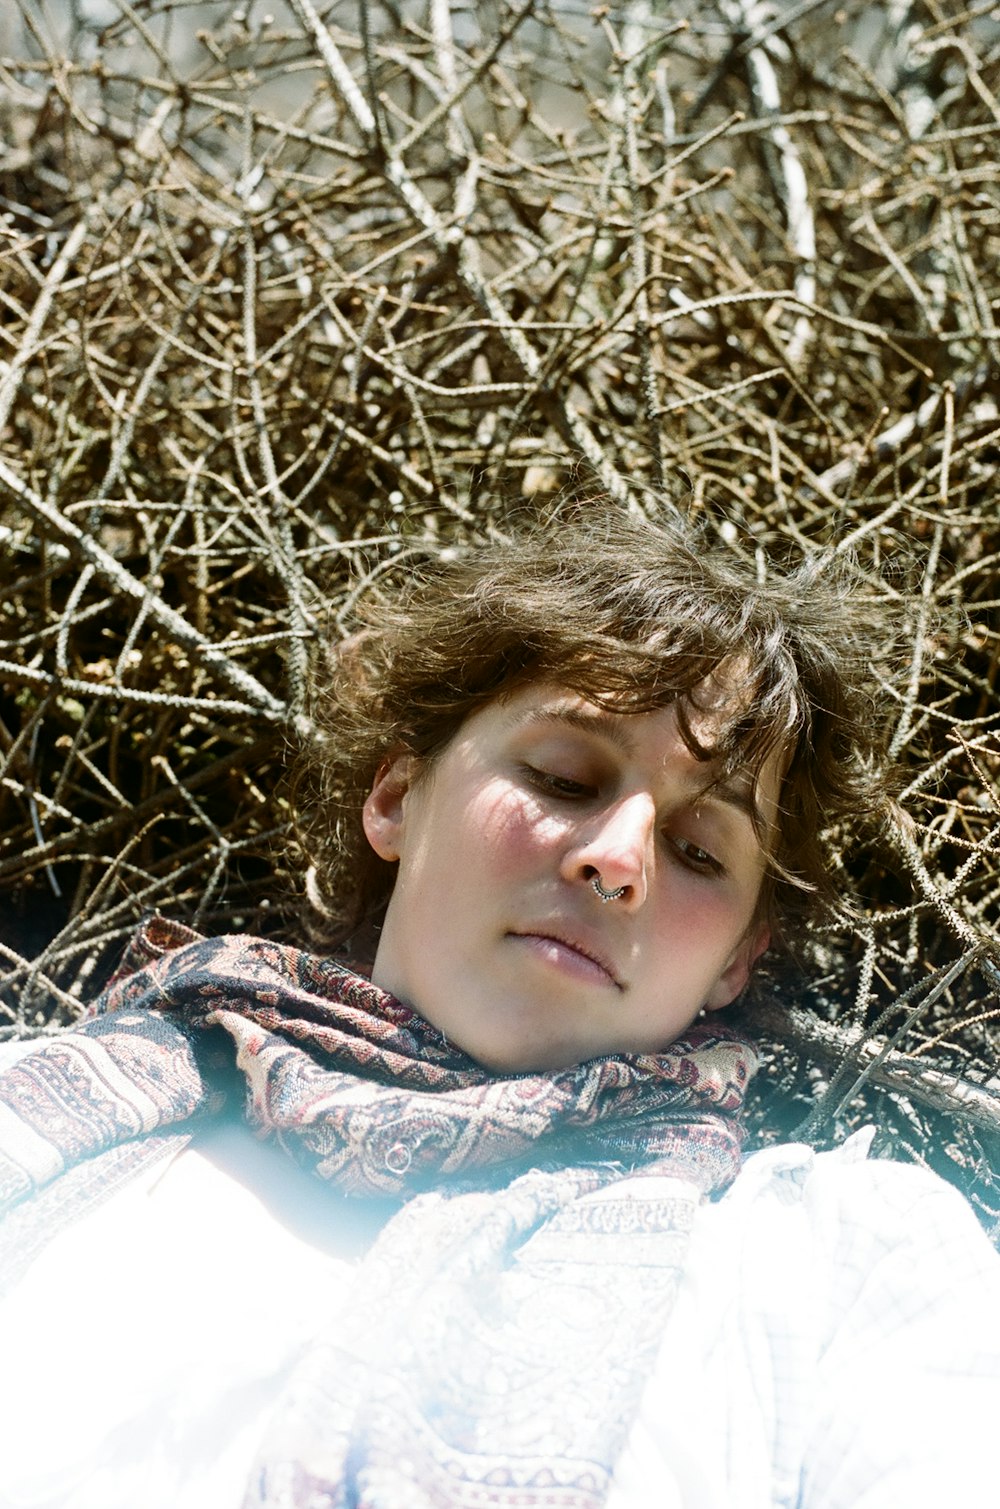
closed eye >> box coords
[522,765,594,799]
[670,836,724,876]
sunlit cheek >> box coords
[664,873,756,951]
[471,783,569,870]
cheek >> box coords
[656,880,753,955]
[464,784,565,876]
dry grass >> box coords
[0,0,998,1233]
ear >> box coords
[702,923,770,1012]
[362,753,417,862]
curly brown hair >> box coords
[294,507,908,953]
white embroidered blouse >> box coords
[0,1035,997,1509]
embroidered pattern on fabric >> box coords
[0,915,758,1509]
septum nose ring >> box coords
[592,874,627,903]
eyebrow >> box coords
[518,704,636,754]
[698,773,759,824]
[515,705,763,826]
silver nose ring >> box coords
[592,875,627,903]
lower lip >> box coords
[511,933,617,989]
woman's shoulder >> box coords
[726,1128,989,1228]
[618,1132,1000,1509]
[716,1129,999,1306]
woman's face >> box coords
[363,682,779,1072]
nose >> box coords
[563,793,656,907]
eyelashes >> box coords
[520,766,726,877]
[669,836,724,877]
[521,764,594,799]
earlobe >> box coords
[703,923,770,1012]
[362,753,416,862]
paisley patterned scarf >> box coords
[0,915,757,1509]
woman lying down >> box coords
[0,510,997,1509]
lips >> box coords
[509,926,623,990]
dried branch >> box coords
[753,999,1000,1138]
